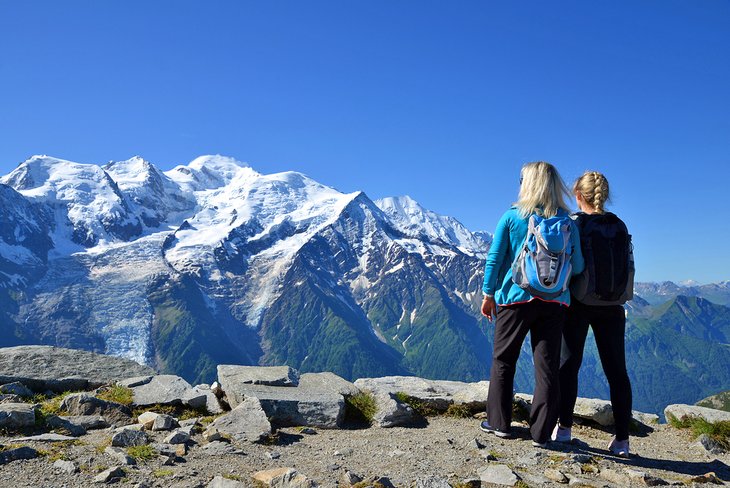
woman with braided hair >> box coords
[552,171,635,457]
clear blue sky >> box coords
[1,1,728,283]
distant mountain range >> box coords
[0,154,728,415]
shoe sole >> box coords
[479,425,512,438]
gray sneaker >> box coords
[551,424,572,443]
[480,421,512,439]
[608,437,630,457]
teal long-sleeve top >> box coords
[482,207,585,307]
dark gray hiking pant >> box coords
[486,299,565,444]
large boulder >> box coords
[354,376,489,412]
[217,367,351,428]
[0,346,154,393]
[218,365,300,406]
[0,403,36,431]
[204,397,272,443]
[61,392,133,426]
[184,384,224,414]
[665,404,730,424]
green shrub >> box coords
[445,403,472,418]
[153,469,174,477]
[344,391,377,425]
[126,445,157,462]
[667,413,730,450]
[394,391,439,417]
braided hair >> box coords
[573,171,610,214]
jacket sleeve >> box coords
[483,211,511,295]
[570,220,585,276]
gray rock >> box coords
[61,392,133,426]
[625,468,669,486]
[111,427,150,447]
[164,430,191,444]
[104,446,137,465]
[340,471,363,486]
[185,384,224,414]
[0,381,33,397]
[477,464,520,486]
[62,415,109,430]
[118,376,153,388]
[139,412,177,431]
[205,397,272,443]
[0,446,38,465]
[16,433,77,442]
[599,468,630,485]
[129,374,193,407]
[544,468,569,484]
[218,373,347,428]
[53,459,78,474]
[372,392,416,427]
[0,393,22,403]
[694,434,724,453]
[415,477,451,488]
[0,345,153,393]
[46,415,87,436]
[0,402,36,430]
[180,417,201,428]
[207,476,245,488]
[633,410,660,426]
[355,376,479,412]
[200,441,245,456]
[665,404,730,424]
[299,372,359,396]
[94,466,126,483]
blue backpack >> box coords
[511,214,573,300]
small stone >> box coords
[53,459,79,474]
[340,471,363,486]
[373,477,396,488]
[299,427,317,435]
[176,443,188,457]
[334,447,353,457]
[162,454,176,465]
[626,469,669,486]
[203,428,224,442]
[180,417,201,427]
[267,451,281,460]
[111,428,149,447]
[458,480,481,488]
[544,468,569,484]
[104,446,137,465]
[252,467,314,488]
[477,464,520,486]
[151,413,178,431]
[151,443,178,456]
[164,430,190,445]
[569,454,593,464]
[415,477,451,488]
[201,441,245,456]
[388,449,406,457]
[484,452,497,461]
[94,466,126,484]
[327,464,340,471]
[469,438,485,449]
[581,464,600,474]
[600,468,629,485]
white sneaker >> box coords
[551,424,572,443]
[608,437,630,457]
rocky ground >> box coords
[2,410,729,487]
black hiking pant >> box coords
[558,298,632,441]
[487,299,565,444]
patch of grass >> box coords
[547,454,568,464]
[344,391,377,425]
[200,415,217,426]
[223,473,243,481]
[34,391,79,426]
[95,437,112,454]
[667,413,730,449]
[93,464,109,473]
[131,403,208,421]
[153,469,174,477]
[0,443,26,452]
[445,403,472,418]
[394,391,439,417]
[96,385,133,406]
[514,481,530,488]
[126,445,157,462]
[488,449,502,460]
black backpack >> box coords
[570,212,634,305]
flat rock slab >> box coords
[184,384,224,415]
[0,381,33,397]
[128,375,194,407]
[218,365,300,406]
[16,433,77,442]
[0,345,153,393]
[252,467,314,488]
[354,376,488,411]
[0,402,36,430]
[205,397,272,443]
[477,464,520,486]
[665,404,730,424]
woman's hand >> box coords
[481,295,497,322]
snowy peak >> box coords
[165,155,257,192]
[375,195,490,256]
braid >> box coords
[574,170,610,214]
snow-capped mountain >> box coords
[0,154,494,382]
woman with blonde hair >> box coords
[552,171,634,457]
[480,161,584,447]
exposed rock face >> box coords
[0,346,154,393]
[205,397,272,443]
[0,403,36,430]
[111,427,150,447]
[252,467,315,488]
[354,376,488,412]
[127,375,195,407]
[218,365,300,406]
[665,404,730,424]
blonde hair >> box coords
[573,171,610,214]
[515,161,570,218]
